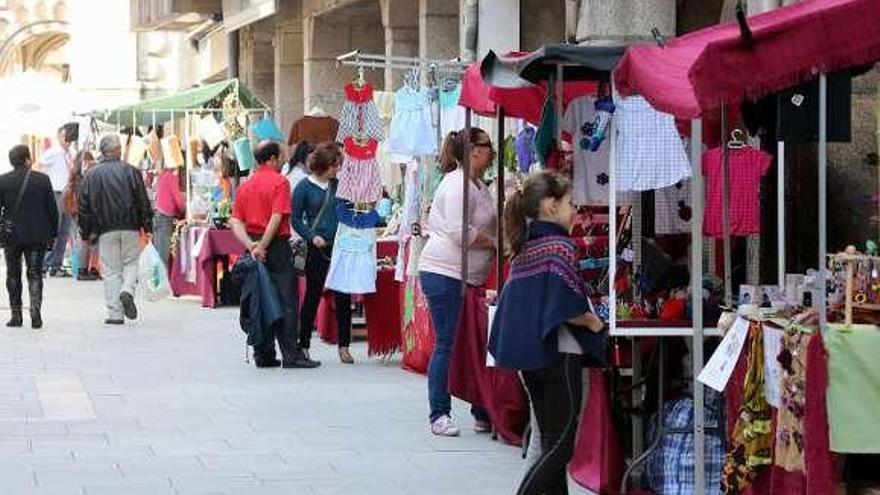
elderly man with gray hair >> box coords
[78,134,153,325]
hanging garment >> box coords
[615,95,691,192]
[387,85,437,158]
[703,147,772,237]
[439,84,465,138]
[336,84,384,143]
[325,223,377,295]
[774,330,809,472]
[373,90,396,127]
[335,202,382,229]
[824,324,880,453]
[515,126,537,173]
[287,115,339,145]
[722,322,774,494]
[337,137,383,203]
[561,95,612,206]
[395,161,422,282]
[655,179,693,235]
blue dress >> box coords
[387,86,437,158]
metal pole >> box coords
[818,73,828,332]
[691,118,706,495]
[496,106,506,289]
[720,104,733,306]
[555,64,564,146]
[462,108,472,295]
[778,141,786,288]
[608,103,618,336]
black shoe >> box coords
[104,319,124,325]
[76,269,97,281]
[283,350,321,369]
[119,292,138,320]
[6,309,22,328]
[30,309,42,329]
[89,268,102,280]
[255,358,281,368]
[49,269,72,278]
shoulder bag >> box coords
[291,182,333,273]
[0,171,31,249]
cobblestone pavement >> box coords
[0,278,524,494]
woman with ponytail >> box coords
[419,127,497,437]
[489,171,607,495]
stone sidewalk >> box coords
[0,278,524,494]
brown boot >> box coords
[338,347,354,364]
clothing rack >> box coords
[335,50,471,291]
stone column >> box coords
[303,8,384,116]
[477,0,519,59]
[274,0,304,140]
[381,0,419,90]
[419,0,458,60]
[576,0,676,43]
[239,17,275,109]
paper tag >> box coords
[791,94,805,107]
[486,304,497,367]
[697,317,750,392]
[763,327,784,408]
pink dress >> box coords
[337,137,382,203]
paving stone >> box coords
[0,279,525,494]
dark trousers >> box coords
[6,246,46,311]
[299,244,352,348]
[252,237,299,362]
[518,354,584,495]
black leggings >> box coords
[299,244,352,348]
[518,354,584,495]
[5,246,46,311]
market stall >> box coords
[92,78,273,308]
[609,0,880,492]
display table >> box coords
[169,227,245,308]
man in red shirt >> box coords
[230,141,318,369]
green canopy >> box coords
[95,78,270,126]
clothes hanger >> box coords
[728,129,747,149]
[307,105,325,117]
[354,65,366,89]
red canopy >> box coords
[614,0,880,119]
[459,63,597,125]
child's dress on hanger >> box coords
[337,137,382,203]
[387,85,437,158]
[336,83,384,143]
[325,204,381,295]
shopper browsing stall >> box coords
[418,128,497,437]
[291,142,354,366]
[229,140,303,368]
[488,171,606,495]
[63,151,100,281]
[152,159,186,267]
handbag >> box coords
[0,170,31,249]
[291,182,333,273]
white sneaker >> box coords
[430,415,461,437]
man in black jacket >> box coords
[0,145,58,328]
[78,135,152,325]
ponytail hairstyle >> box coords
[504,171,573,257]
[439,127,488,173]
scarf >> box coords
[488,221,592,371]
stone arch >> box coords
[0,19,69,76]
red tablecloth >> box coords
[447,287,529,447]
[169,228,245,308]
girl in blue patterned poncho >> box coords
[488,171,606,495]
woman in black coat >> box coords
[0,145,59,328]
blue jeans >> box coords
[419,271,489,423]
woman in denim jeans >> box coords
[418,128,497,437]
